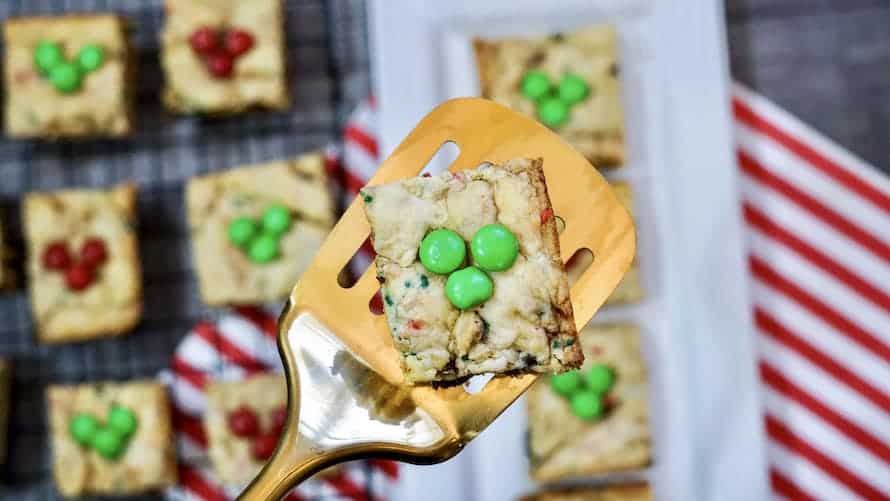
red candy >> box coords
[80,238,108,268]
[270,406,287,433]
[65,264,94,291]
[224,30,254,57]
[189,27,218,55]
[42,242,71,270]
[539,207,554,224]
[250,432,279,461]
[228,406,260,437]
[189,27,254,79]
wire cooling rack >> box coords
[0,0,371,498]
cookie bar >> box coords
[187,154,335,305]
[161,0,288,113]
[474,25,624,167]
[0,360,10,464]
[362,158,582,384]
[527,323,650,480]
[4,14,133,138]
[0,215,14,291]
[567,182,641,305]
[522,484,652,501]
[23,184,142,343]
[47,380,177,497]
[205,374,287,486]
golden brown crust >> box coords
[24,184,142,343]
[4,14,133,138]
[47,380,177,497]
[521,483,652,501]
[510,158,583,367]
[604,182,642,305]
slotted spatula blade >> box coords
[240,98,635,500]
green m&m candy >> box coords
[550,371,582,396]
[108,405,138,437]
[557,73,589,105]
[69,413,99,446]
[49,62,82,94]
[570,391,603,421]
[520,70,551,101]
[538,97,569,128]
[92,427,125,460]
[585,364,615,394]
[248,234,280,263]
[228,217,258,248]
[445,266,493,309]
[34,40,64,74]
[76,44,105,72]
[261,205,292,235]
[470,224,518,272]
[419,229,465,275]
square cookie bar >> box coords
[205,374,287,486]
[527,323,650,481]
[161,0,288,113]
[4,14,133,138]
[522,484,652,501]
[362,158,582,384]
[187,154,335,305]
[24,184,142,343]
[0,359,10,464]
[0,215,14,291]
[47,380,177,497]
[474,25,625,167]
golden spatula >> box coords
[240,98,635,500]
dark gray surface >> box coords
[0,0,371,499]
[727,0,890,176]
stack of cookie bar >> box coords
[0,0,343,497]
[473,25,652,500]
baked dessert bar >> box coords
[474,25,625,168]
[161,0,288,113]
[567,182,641,305]
[0,359,10,464]
[47,380,177,497]
[4,14,133,138]
[0,215,14,291]
[362,158,582,384]
[204,373,287,486]
[23,184,142,343]
[521,484,652,501]
[527,323,650,480]
[187,154,335,305]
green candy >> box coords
[228,217,258,248]
[419,229,466,275]
[108,406,138,437]
[470,224,518,272]
[249,234,280,263]
[69,414,99,446]
[92,427,125,460]
[445,266,493,309]
[570,391,603,421]
[520,70,551,101]
[538,97,569,128]
[262,205,292,235]
[49,62,82,94]
[558,74,589,105]
[34,40,64,74]
[586,364,615,394]
[76,44,105,72]
[550,371,582,397]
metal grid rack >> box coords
[0,0,371,498]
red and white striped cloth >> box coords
[161,308,399,500]
[734,84,890,501]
